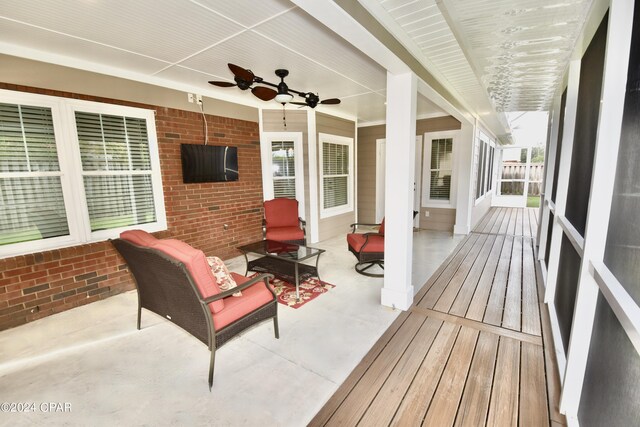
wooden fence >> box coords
[500,163,544,195]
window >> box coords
[271,140,296,199]
[319,133,353,218]
[260,132,305,218]
[0,89,165,258]
[474,132,495,202]
[422,131,456,206]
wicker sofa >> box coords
[112,230,278,390]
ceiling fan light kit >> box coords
[209,63,341,108]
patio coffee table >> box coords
[238,240,325,302]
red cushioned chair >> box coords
[112,230,278,390]
[347,218,385,277]
[263,198,306,245]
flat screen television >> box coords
[181,144,239,183]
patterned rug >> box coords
[248,273,335,309]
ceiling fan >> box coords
[209,63,341,108]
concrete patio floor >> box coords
[0,230,463,427]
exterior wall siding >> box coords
[316,113,357,241]
[357,116,461,231]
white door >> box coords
[493,146,531,208]
[260,132,305,219]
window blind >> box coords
[271,141,296,199]
[0,103,69,245]
[322,142,349,209]
[75,112,156,231]
[430,138,453,200]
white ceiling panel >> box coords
[252,8,387,92]
[0,0,245,63]
[178,31,372,100]
[191,0,294,27]
[0,18,171,75]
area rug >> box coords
[248,273,335,309]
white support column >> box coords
[381,71,417,311]
[538,95,563,262]
[560,0,634,417]
[453,121,475,235]
[544,59,581,304]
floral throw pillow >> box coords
[206,256,241,297]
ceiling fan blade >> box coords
[320,98,341,105]
[208,81,236,88]
[290,102,308,106]
[228,63,254,82]
[251,86,277,101]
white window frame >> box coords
[260,132,305,220]
[422,130,458,208]
[318,132,354,219]
[0,89,166,259]
[474,132,496,205]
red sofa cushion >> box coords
[120,229,159,247]
[264,198,299,228]
[152,239,224,314]
[379,218,385,235]
[212,272,274,330]
[265,226,304,242]
[347,233,385,253]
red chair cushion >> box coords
[265,226,304,242]
[379,218,385,235]
[152,239,224,314]
[120,229,158,247]
[212,272,274,330]
[347,233,385,253]
[264,198,299,228]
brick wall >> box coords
[0,84,264,331]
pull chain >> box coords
[282,103,287,129]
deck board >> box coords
[454,332,500,427]
[311,208,558,427]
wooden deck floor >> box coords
[310,207,564,427]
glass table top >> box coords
[238,240,325,262]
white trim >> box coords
[421,129,458,208]
[260,132,306,220]
[560,0,635,417]
[414,135,423,228]
[545,59,581,305]
[591,262,640,354]
[318,132,355,219]
[0,89,165,259]
[547,302,568,384]
[557,216,585,257]
[306,110,319,243]
[375,138,386,223]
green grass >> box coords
[527,196,541,208]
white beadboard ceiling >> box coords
[0,0,593,126]
[365,0,594,112]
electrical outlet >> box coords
[187,93,194,103]
[196,94,203,105]
[424,210,430,217]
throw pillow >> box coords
[206,256,242,297]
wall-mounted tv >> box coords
[181,144,239,183]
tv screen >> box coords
[181,144,238,183]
